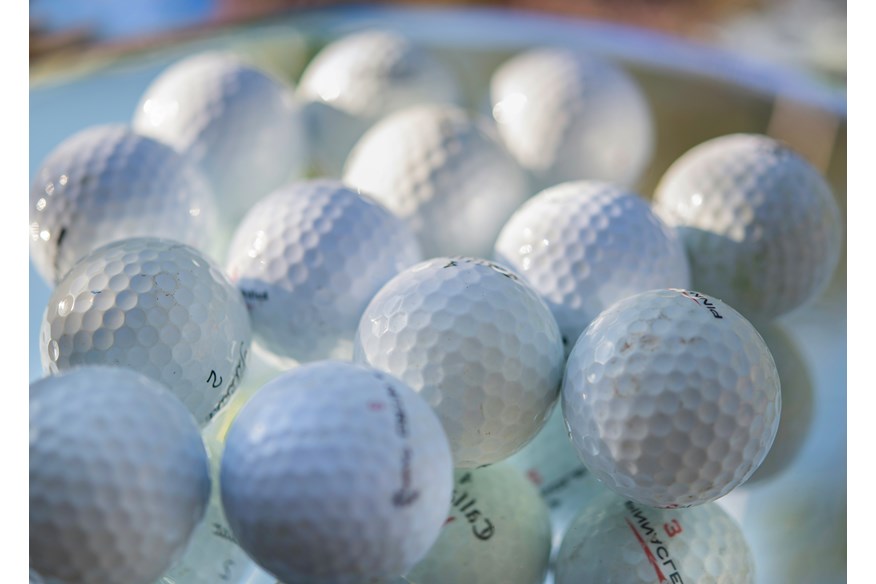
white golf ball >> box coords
[562,288,781,508]
[30,366,211,584]
[490,48,654,189]
[401,464,552,584]
[226,179,422,363]
[494,180,690,354]
[40,237,252,426]
[298,29,462,175]
[220,361,453,584]
[133,51,307,234]
[343,104,529,259]
[555,493,755,583]
[653,133,842,322]
[29,124,217,285]
[354,256,565,468]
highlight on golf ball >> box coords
[133,51,308,238]
[29,124,217,285]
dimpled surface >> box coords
[490,48,654,189]
[343,104,529,258]
[563,288,780,508]
[29,124,216,285]
[354,257,565,467]
[298,30,462,175]
[226,180,422,363]
[555,493,754,583]
[402,464,551,584]
[220,361,453,584]
[40,237,252,426]
[494,181,690,354]
[30,367,211,584]
[133,52,306,232]
[653,133,842,322]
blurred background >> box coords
[31,0,846,87]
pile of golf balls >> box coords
[29,24,842,584]
[298,29,463,175]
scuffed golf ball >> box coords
[562,288,781,508]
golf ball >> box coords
[40,237,252,426]
[494,180,690,354]
[298,29,462,176]
[220,361,453,584]
[133,51,307,234]
[555,493,755,583]
[653,133,842,322]
[29,124,217,285]
[490,48,654,189]
[562,288,781,508]
[354,256,565,468]
[401,464,552,584]
[343,104,529,258]
[226,179,421,363]
[30,366,210,584]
